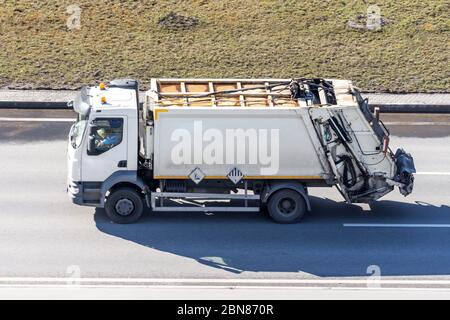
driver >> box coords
[95,128,120,148]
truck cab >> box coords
[67,80,143,214]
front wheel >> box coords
[105,188,144,224]
[267,189,307,224]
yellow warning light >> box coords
[101,96,107,104]
[99,82,106,90]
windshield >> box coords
[70,115,87,149]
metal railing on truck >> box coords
[147,78,310,108]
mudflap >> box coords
[394,148,416,196]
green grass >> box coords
[0,0,448,92]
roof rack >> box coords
[146,78,355,109]
[148,78,300,108]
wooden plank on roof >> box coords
[265,82,274,107]
[215,82,240,107]
[208,82,217,107]
[156,92,291,97]
[180,81,188,107]
[237,82,246,107]
[155,78,292,83]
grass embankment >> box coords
[0,0,448,92]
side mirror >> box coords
[87,124,98,155]
[68,123,76,147]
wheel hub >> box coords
[278,198,296,214]
[115,198,135,216]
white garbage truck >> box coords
[67,78,415,224]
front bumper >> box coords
[67,180,104,207]
[67,181,84,205]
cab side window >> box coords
[89,118,124,155]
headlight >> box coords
[68,183,80,195]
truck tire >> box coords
[105,188,144,224]
[267,189,307,224]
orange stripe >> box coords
[153,108,168,121]
[245,176,322,180]
[154,176,187,179]
[154,176,323,180]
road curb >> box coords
[1,93,450,113]
[369,104,450,113]
[0,101,69,110]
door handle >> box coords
[118,160,127,168]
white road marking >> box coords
[344,224,450,228]
[384,122,450,126]
[1,277,450,286]
[0,117,75,122]
[3,285,450,300]
[415,172,450,176]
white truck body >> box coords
[152,108,325,179]
[67,78,416,224]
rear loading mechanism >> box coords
[393,149,416,196]
[309,102,413,203]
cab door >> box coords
[81,117,128,182]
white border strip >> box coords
[0,117,75,122]
[1,278,450,286]
[1,284,450,292]
[415,172,450,176]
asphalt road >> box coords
[0,110,449,297]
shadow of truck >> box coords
[95,196,450,277]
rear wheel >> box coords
[105,188,144,224]
[267,189,307,224]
